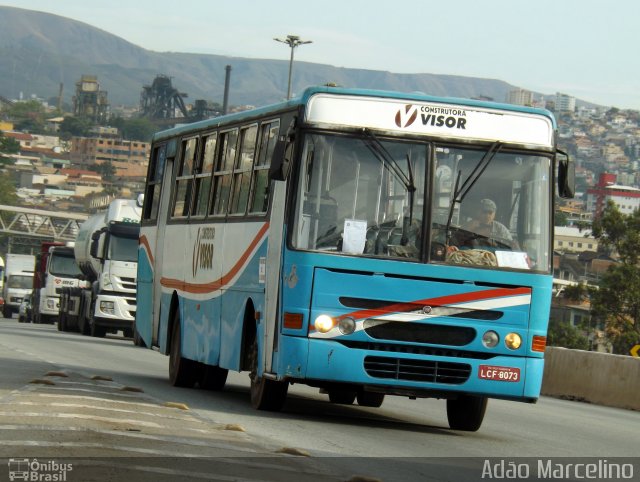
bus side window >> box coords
[172,137,198,218]
[229,125,257,215]
[143,144,166,222]
[249,120,279,215]
[210,129,238,216]
[192,133,217,217]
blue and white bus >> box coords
[136,86,574,431]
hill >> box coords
[0,6,527,109]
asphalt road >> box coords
[1,317,638,481]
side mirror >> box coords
[90,231,106,260]
[270,116,297,181]
[557,150,575,199]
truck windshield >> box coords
[50,254,83,277]
[108,235,138,262]
[291,133,552,272]
[8,275,33,289]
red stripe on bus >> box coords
[139,234,154,266]
[160,222,270,294]
[330,287,532,324]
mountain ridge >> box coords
[0,6,548,110]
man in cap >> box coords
[463,198,514,246]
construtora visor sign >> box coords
[305,93,554,148]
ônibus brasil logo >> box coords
[395,104,418,128]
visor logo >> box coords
[395,104,418,128]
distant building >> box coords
[507,89,534,106]
[554,226,598,253]
[586,173,640,218]
[555,92,576,113]
[70,136,150,167]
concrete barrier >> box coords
[542,346,639,411]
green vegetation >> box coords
[0,131,20,164]
[547,319,590,350]
[4,100,48,133]
[590,201,640,354]
[110,116,161,142]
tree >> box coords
[0,132,20,164]
[590,201,640,354]
[110,116,160,142]
[59,116,93,139]
[0,174,18,205]
[4,100,47,133]
[547,319,589,350]
[87,161,116,182]
[554,210,569,226]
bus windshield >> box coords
[292,133,551,271]
[50,254,83,277]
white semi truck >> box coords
[2,254,35,319]
[32,242,86,326]
[63,199,141,337]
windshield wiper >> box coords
[445,142,502,245]
[362,129,417,225]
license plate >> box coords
[478,365,520,382]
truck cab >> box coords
[33,244,84,325]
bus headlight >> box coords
[314,315,334,333]
[482,330,499,348]
[505,332,522,350]
[46,298,56,309]
[338,317,356,335]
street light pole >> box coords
[274,34,312,100]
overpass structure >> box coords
[0,205,88,243]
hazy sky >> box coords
[2,0,638,109]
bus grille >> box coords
[363,320,475,346]
[364,356,471,384]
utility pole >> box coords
[274,35,312,100]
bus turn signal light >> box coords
[283,312,304,329]
[532,335,547,352]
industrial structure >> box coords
[72,75,109,123]
[139,74,221,124]
[139,75,189,120]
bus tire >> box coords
[200,365,228,391]
[356,390,385,408]
[169,314,198,388]
[328,390,356,405]
[249,339,287,411]
[446,395,488,432]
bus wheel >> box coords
[249,339,287,411]
[328,390,356,405]
[356,390,385,408]
[446,395,488,432]
[200,365,228,391]
[169,316,198,388]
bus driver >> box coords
[464,198,513,243]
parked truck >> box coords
[62,199,141,337]
[32,241,86,326]
[2,254,35,319]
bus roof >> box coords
[152,85,556,143]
